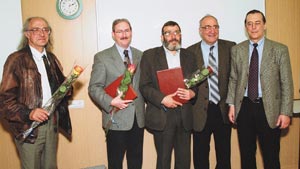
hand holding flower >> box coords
[17,64,85,141]
[176,88,195,101]
[29,108,49,122]
[105,64,137,136]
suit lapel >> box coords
[157,46,169,70]
[260,38,271,75]
[240,41,250,72]
[111,45,126,74]
[195,42,205,68]
[218,40,228,75]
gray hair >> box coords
[17,16,53,52]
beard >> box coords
[162,38,181,51]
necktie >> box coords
[123,50,131,67]
[42,55,59,125]
[42,55,58,94]
[248,43,259,102]
[208,46,220,104]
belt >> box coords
[244,97,262,104]
[208,101,219,105]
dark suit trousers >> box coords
[193,102,231,169]
[152,108,191,169]
[237,97,281,169]
[106,116,144,169]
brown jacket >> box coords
[0,46,72,143]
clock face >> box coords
[56,0,83,20]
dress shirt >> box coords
[116,43,132,64]
[201,41,219,102]
[163,46,181,68]
[244,37,265,98]
[29,46,52,106]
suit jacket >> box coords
[187,39,236,132]
[139,46,198,131]
[0,46,72,143]
[226,38,293,128]
[88,44,145,130]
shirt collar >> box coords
[201,40,218,50]
[249,36,265,47]
[115,43,131,56]
[29,45,47,60]
[162,46,180,55]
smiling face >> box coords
[199,16,219,45]
[24,18,50,52]
[112,21,132,49]
[245,12,266,43]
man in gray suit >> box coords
[187,15,235,169]
[88,18,145,169]
[226,10,293,169]
[139,21,198,169]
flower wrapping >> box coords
[17,65,84,141]
[105,64,136,136]
[184,66,213,88]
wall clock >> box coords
[56,0,83,20]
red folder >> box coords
[105,75,137,100]
[156,67,187,104]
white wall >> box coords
[0,1,22,80]
[96,0,265,51]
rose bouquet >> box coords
[184,66,213,88]
[105,64,136,136]
[17,65,84,141]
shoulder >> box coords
[218,39,236,47]
[5,48,31,64]
[232,40,248,50]
[130,46,143,56]
[187,41,201,51]
[181,48,195,56]
[265,38,288,50]
[142,46,162,57]
[94,45,116,59]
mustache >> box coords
[120,37,129,40]
[169,39,179,43]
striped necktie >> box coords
[208,46,220,104]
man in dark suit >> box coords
[187,15,236,169]
[89,18,145,169]
[139,21,198,169]
[0,17,72,169]
[226,10,293,169]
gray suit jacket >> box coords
[88,44,145,130]
[139,46,198,131]
[226,38,293,128]
[187,39,236,132]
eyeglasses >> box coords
[163,30,181,37]
[200,25,220,31]
[26,27,51,35]
[114,29,131,34]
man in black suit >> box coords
[139,21,198,169]
[187,15,236,169]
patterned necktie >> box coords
[123,50,131,67]
[248,43,259,101]
[208,46,220,104]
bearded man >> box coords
[139,21,198,169]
